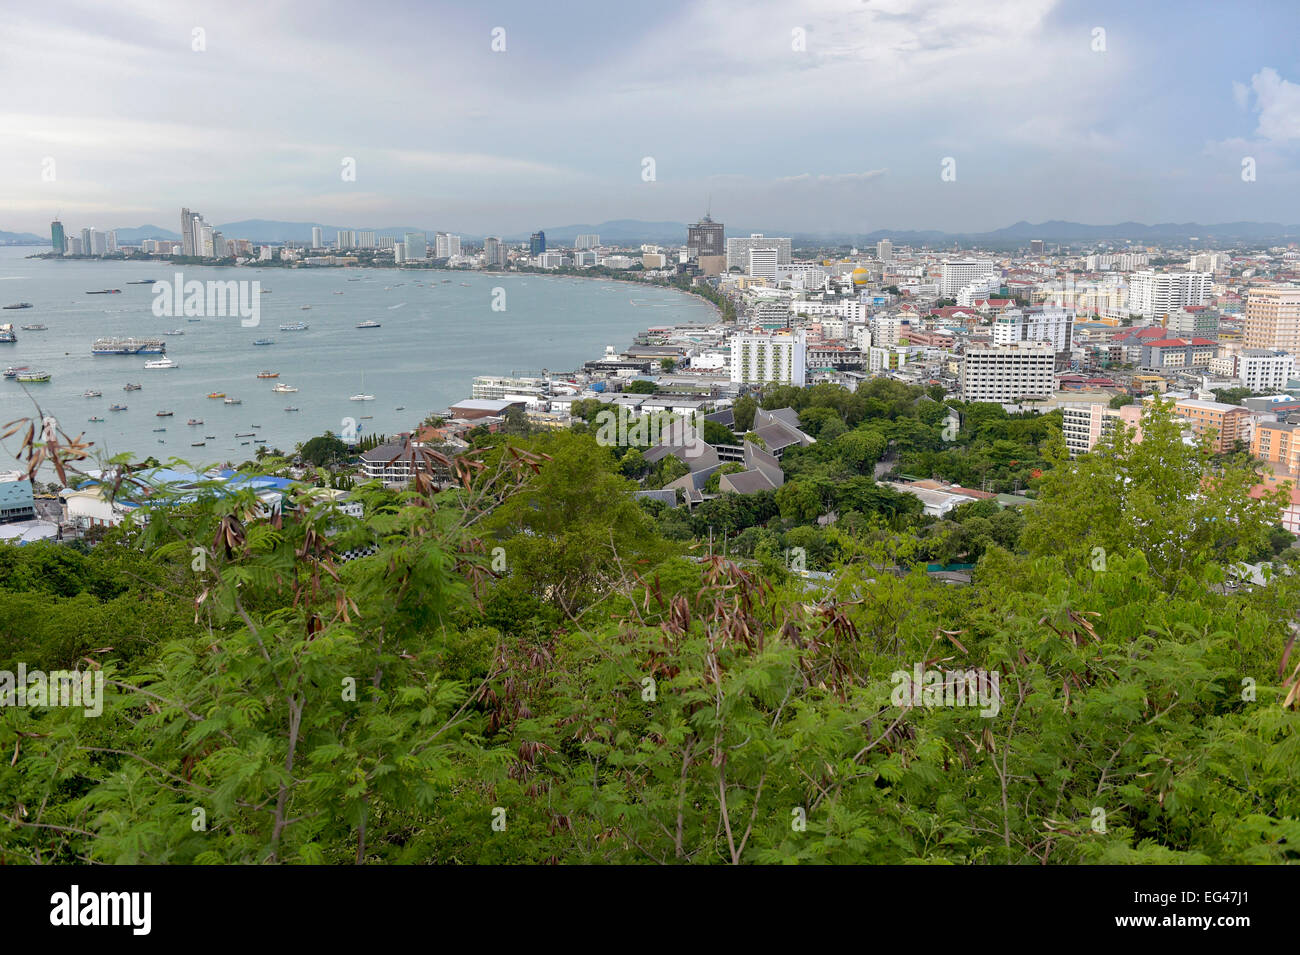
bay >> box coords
[0,247,713,471]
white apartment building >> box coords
[1084,252,1149,271]
[730,330,807,386]
[748,248,778,281]
[575,234,600,249]
[872,313,903,347]
[1060,402,1143,458]
[403,232,426,261]
[356,231,376,248]
[1238,350,1295,392]
[790,300,866,322]
[991,306,1073,352]
[778,264,829,290]
[956,275,1002,306]
[876,239,893,262]
[311,227,324,248]
[940,259,996,297]
[1126,270,1212,320]
[726,234,792,272]
[960,341,1055,404]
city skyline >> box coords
[4,0,1300,236]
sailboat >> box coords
[349,370,374,401]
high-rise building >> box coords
[1238,350,1295,392]
[180,208,195,256]
[1126,270,1212,321]
[687,214,725,259]
[992,306,1074,353]
[210,231,225,258]
[66,236,83,255]
[529,231,546,256]
[726,234,791,272]
[960,341,1055,404]
[484,237,505,266]
[1245,285,1300,353]
[576,234,600,250]
[311,227,324,248]
[876,239,893,263]
[337,230,355,250]
[81,228,93,256]
[50,220,66,255]
[434,232,461,258]
[940,259,996,297]
[357,231,376,248]
[747,248,778,282]
[730,329,807,386]
[1030,239,1045,256]
[404,232,426,261]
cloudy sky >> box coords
[3,0,1299,236]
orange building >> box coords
[1252,420,1300,473]
[1170,398,1253,453]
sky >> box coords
[3,0,1300,237]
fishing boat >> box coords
[252,338,275,346]
[163,329,184,336]
[241,441,250,446]
[109,404,127,412]
[86,289,122,294]
[349,393,374,401]
[20,323,47,331]
[88,416,105,422]
[16,371,51,383]
[257,370,279,379]
[279,321,309,331]
[206,392,225,399]
[124,383,142,391]
[2,302,33,309]
[395,406,406,411]
[144,357,178,370]
[271,383,297,393]
[0,325,16,343]
[126,279,157,285]
[360,415,373,420]
[187,418,203,426]
[284,406,300,412]
[204,434,216,439]
[2,366,26,378]
[156,410,174,417]
[300,305,311,310]
[152,427,166,432]
[83,389,102,398]
[191,441,206,447]
[355,320,381,329]
[224,397,242,405]
[235,431,256,437]
[187,318,201,323]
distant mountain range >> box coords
[5,218,1300,248]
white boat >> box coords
[271,383,298,393]
[144,357,178,370]
[355,320,381,329]
[349,393,374,401]
[83,389,102,398]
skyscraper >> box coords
[180,207,194,256]
[576,234,600,250]
[312,227,324,248]
[484,237,504,266]
[404,232,426,261]
[876,239,893,263]
[687,214,724,258]
[50,220,66,255]
[529,231,546,256]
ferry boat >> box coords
[279,321,309,331]
[2,302,33,309]
[207,392,225,399]
[252,338,275,346]
[83,389,102,398]
[271,383,297,393]
[257,370,279,379]
[224,397,242,405]
[88,416,105,422]
[124,383,142,391]
[16,371,51,383]
[86,289,122,295]
[109,404,127,412]
[156,410,174,417]
[187,418,203,426]
[355,320,381,329]
[0,325,16,343]
[92,336,165,355]
[19,324,46,331]
[144,357,178,370]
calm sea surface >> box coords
[0,247,712,469]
